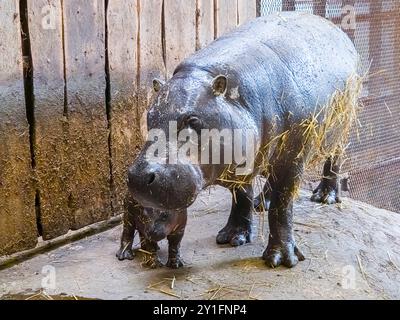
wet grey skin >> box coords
[121,12,358,268]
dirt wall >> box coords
[0,0,258,256]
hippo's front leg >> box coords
[216,185,253,247]
[263,149,305,268]
[264,197,305,268]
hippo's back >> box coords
[181,12,358,114]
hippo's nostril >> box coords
[147,172,156,185]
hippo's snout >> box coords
[147,228,166,242]
[127,160,203,210]
[127,164,157,188]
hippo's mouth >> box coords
[129,185,199,211]
[147,233,166,243]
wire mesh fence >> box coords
[259,0,400,213]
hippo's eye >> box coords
[186,116,203,130]
[160,212,169,221]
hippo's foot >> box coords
[166,257,184,269]
[310,184,340,205]
[253,195,270,212]
[116,244,135,261]
[216,225,251,247]
[263,241,305,268]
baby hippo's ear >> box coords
[153,78,165,92]
[212,75,227,96]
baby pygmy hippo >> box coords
[116,196,187,269]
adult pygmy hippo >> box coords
[122,12,359,268]
[117,196,186,269]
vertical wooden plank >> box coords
[164,0,197,77]
[196,0,214,49]
[0,0,37,255]
[215,0,237,38]
[137,0,165,135]
[62,0,111,229]
[28,0,70,239]
[237,0,257,25]
[107,0,139,214]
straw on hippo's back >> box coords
[120,12,360,268]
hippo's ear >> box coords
[152,78,165,92]
[212,75,227,96]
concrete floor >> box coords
[1,186,400,300]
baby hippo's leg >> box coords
[166,211,187,269]
[140,234,163,268]
[116,195,140,261]
[166,230,185,269]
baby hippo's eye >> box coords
[160,212,169,222]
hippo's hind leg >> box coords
[216,184,253,247]
[116,195,140,261]
[311,156,341,204]
[254,180,271,212]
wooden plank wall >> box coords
[197,0,214,49]
[0,0,257,256]
[0,0,36,255]
[164,0,196,77]
[137,0,165,137]
[28,0,69,240]
[215,0,237,37]
[107,0,139,214]
[62,0,111,230]
[238,0,257,25]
